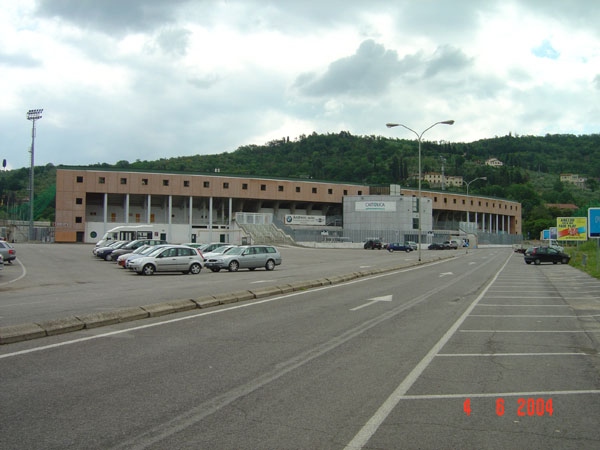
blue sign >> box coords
[588,208,600,238]
[542,229,550,239]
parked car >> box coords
[524,246,571,265]
[513,244,527,254]
[0,253,4,270]
[364,239,383,250]
[405,241,418,251]
[386,242,413,253]
[93,240,125,256]
[123,244,173,268]
[180,242,204,249]
[202,244,237,262]
[197,242,230,253]
[95,240,131,260]
[443,240,458,249]
[0,240,16,263]
[128,245,204,275]
[110,239,168,262]
[428,242,450,250]
[117,245,148,268]
[116,244,155,268]
[204,245,282,272]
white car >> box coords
[129,245,203,275]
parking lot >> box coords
[0,242,459,328]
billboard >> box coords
[284,214,326,226]
[589,208,600,238]
[355,201,397,212]
[556,217,587,241]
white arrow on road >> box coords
[439,272,454,278]
[351,295,393,311]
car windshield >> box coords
[211,246,234,255]
[148,246,170,257]
[226,247,245,256]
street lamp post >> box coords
[27,108,43,241]
[464,176,487,229]
[386,120,454,262]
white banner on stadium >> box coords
[284,214,326,225]
[355,201,396,212]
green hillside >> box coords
[2,132,599,238]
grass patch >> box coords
[565,240,600,279]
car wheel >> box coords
[405,249,410,253]
[388,248,394,252]
[189,263,201,274]
[228,260,239,272]
[525,260,531,264]
[142,264,155,275]
[104,254,112,261]
[534,259,541,265]
[561,257,569,264]
[265,259,275,271]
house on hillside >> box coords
[422,173,464,188]
[485,157,504,167]
[560,174,586,189]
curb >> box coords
[0,256,453,345]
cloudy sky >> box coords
[2,0,600,170]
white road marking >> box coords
[400,390,600,400]
[460,330,592,333]
[437,352,587,357]
[0,258,27,287]
[350,295,393,311]
[469,314,595,318]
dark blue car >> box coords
[386,242,413,253]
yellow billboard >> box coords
[556,217,587,241]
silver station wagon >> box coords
[204,245,282,272]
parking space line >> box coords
[484,296,563,299]
[460,330,592,333]
[469,314,588,318]
[437,352,587,357]
[477,304,569,307]
[399,390,600,400]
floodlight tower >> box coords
[27,108,43,241]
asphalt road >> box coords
[1,247,599,449]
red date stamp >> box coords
[463,398,553,416]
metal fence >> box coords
[0,221,55,243]
[272,216,522,246]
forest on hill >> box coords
[1,131,599,239]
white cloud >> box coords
[1,0,600,170]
